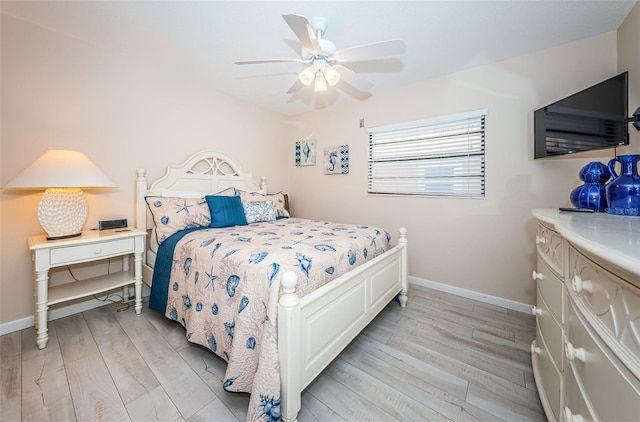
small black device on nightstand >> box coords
[98,219,128,230]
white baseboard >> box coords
[0,297,113,336]
[409,276,533,314]
[1,278,531,335]
[0,285,150,336]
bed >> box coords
[134,150,408,421]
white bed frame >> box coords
[135,150,408,422]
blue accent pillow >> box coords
[205,195,248,228]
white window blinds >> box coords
[367,109,487,197]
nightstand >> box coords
[28,228,146,349]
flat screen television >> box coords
[534,72,629,159]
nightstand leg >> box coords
[134,251,142,314]
[122,255,130,301]
[35,270,49,349]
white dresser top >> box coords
[532,209,640,278]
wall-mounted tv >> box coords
[534,72,629,159]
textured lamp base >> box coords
[37,188,88,240]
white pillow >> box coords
[242,200,276,223]
[236,190,290,219]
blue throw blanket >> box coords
[148,227,202,312]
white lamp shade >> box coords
[4,150,116,239]
[298,65,316,86]
[314,72,328,92]
[3,150,117,189]
[324,66,341,86]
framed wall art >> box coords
[324,145,349,175]
[295,140,316,166]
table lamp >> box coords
[3,150,117,239]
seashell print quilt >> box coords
[148,218,392,421]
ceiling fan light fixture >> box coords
[314,71,328,92]
[237,14,405,97]
[298,66,316,86]
[324,66,341,86]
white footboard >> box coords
[278,228,408,422]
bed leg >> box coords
[279,271,301,422]
[398,227,408,307]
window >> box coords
[367,109,486,198]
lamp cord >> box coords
[64,258,147,312]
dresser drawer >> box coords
[564,363,595,422]
[536,223,565,278]
[568,245,640,372]
[533,323,563,422]
[50,238,135,266]
[536,256,565,324]
[538,288,565,372]
[567,300,640,422]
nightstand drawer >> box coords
[50,238,135,266]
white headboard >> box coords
[135,150,266,230]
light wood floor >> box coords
[1,284,544,421]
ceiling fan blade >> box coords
[333,65,374,92]
[287,79,304,94]
[334,39,406,62]
[235,58,307,65]
[282,14,322,54]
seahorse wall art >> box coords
[324,145,349,175]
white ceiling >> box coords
[1,1,636,116]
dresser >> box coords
[531,209,640,422]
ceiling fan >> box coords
[235,14,406,95]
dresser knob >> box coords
[571,275,593,294]
[531,306,542,316]
[93,249,102,255]
[564,406,585,422]
[532,270,543,281]
[531,342,542,355]
[535,235,547,245]
[565,341,587,363]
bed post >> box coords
[278,271,301,422]
[135,168,148,230]
[398,227,409,307]
[260,176,268,194]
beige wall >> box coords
[286,31,638,305]
[2,8,639,327]
[0,14,288,325]
[619,1,640,147]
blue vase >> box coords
[579,161,610,184]
[570,161,609,212]
[606,154,640,216]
